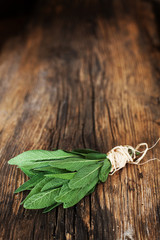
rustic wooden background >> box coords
[0,0,160,239]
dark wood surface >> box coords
[0,0,160,239]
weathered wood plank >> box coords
[0,0,160,239]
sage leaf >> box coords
[24,188,60,209]
[45,172,76,180]
[99,158,111,182]
[43,202,61,213]
[49,158,100,171]
[22,177,51,204]
[71,149,100,157]
[69,163,102,189]
[54,184,79,203]
[14,173,44,193]
[19,167,35,178]
[33,166,69,174]
[63,177,98,208]
[72,149,100,154]
[41,178,68,192]
[8,150,76,165]
[17,162,53,169]
[85,153,107,160]
[86,185,96,196]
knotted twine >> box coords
[108,138,160,175]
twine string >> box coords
[108,138,160,175]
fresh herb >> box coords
[8,149,111,212]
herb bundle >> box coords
[9,139,159,213]
[8,149,111,213]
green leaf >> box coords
[71,149,100,155]
[23,188,60,209]
[21,177,51,204]
[43,202,61,213]
[19,167,35,178]
[8,150,76,165]
[14,173,44,193]
[63,177,98,208]
[20,157,95,171]
[49,158,101,171]
[54,184,79,203]
[73,149,100,154]
[99,158,111,182]
[86,185,96,196]
[85,153,107,160]
[69,163,102,189]
[45,172,76,180]
[33,166,69,174]
[17,162,53,169]
[41,178,68,191]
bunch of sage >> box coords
[8,149,111,212]
[9,139,159,213]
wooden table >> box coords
[0,0,160,239]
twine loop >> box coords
[108,138,160,175]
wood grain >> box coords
[0,0,160,239]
